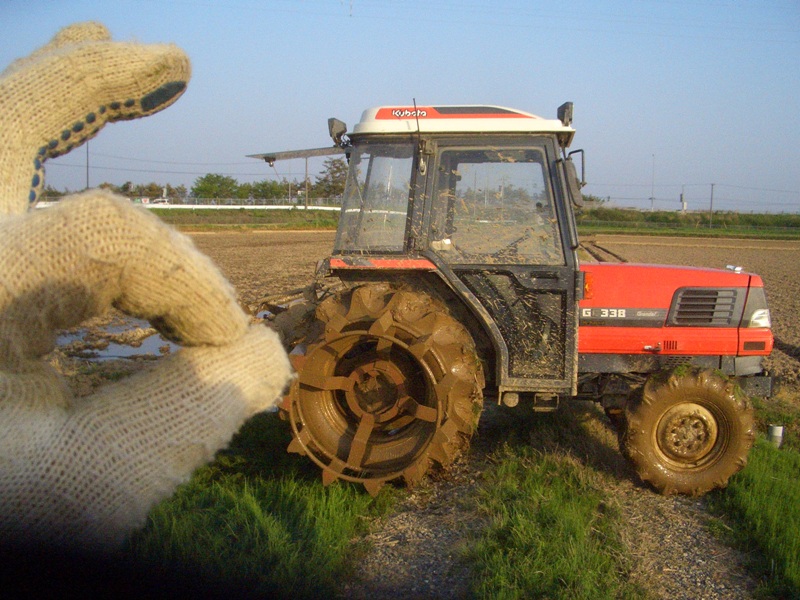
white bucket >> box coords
[767,424,784,448]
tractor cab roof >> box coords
[352,105,575,146]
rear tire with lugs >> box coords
[620,367,755,496]
[284,284,484,495]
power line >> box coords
[590,184,799,199]
[716,183,799,195]
[46,161,305,178]
[90,151,256,167]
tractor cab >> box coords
[329,104,584,403]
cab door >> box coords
[424,138,579,397]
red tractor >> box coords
[252,103,773,496]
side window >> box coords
[334,142,414,253]
[430,147,564,265]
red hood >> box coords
[580,262,763,309]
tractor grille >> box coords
[670,288,740,327]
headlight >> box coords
[748,308,771,328]
[742,287,771,328]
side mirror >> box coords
[564,150,585,207]
[328,118,348,147]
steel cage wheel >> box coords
[284,284,484,494]
[620,367,755,496]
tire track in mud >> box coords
[774,339,800,363]
[580,238,628,263]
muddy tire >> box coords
[620,367,755,496]
[283,283,484,495]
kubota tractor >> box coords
[251,103,773,496]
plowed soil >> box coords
[190,230,336,309]
[191,230,800,397]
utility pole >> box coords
[650,154,655,211]
[709,183,715,229]
[304,157,309,209]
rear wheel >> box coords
[283,284,484,495]
[620,367,755,495]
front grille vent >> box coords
[671,288,739,326]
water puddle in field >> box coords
[57,314,180,361]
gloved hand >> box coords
[0,22,291,550]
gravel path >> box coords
[615,486,757,599]
[338,457,484,600]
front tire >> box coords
[620,367,755,495]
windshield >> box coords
[430,145,565,265]
[334,140,415,253]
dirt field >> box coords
[191,230,800,396]
[190,230,336,309]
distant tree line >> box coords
[41,157,348,203]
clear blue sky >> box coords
[2,0,798,212]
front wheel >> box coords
[620,367,755,495]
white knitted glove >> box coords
[0,23,291,550]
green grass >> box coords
[708,439,800,598]
[124,412,396,599]
[751,392,800,452]
[577,223,800,240]
[467,444,646,600]
[144,205,800,238]
[708,385,800,598]
[462,404,646,600]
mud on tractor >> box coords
[251,103,773,496]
